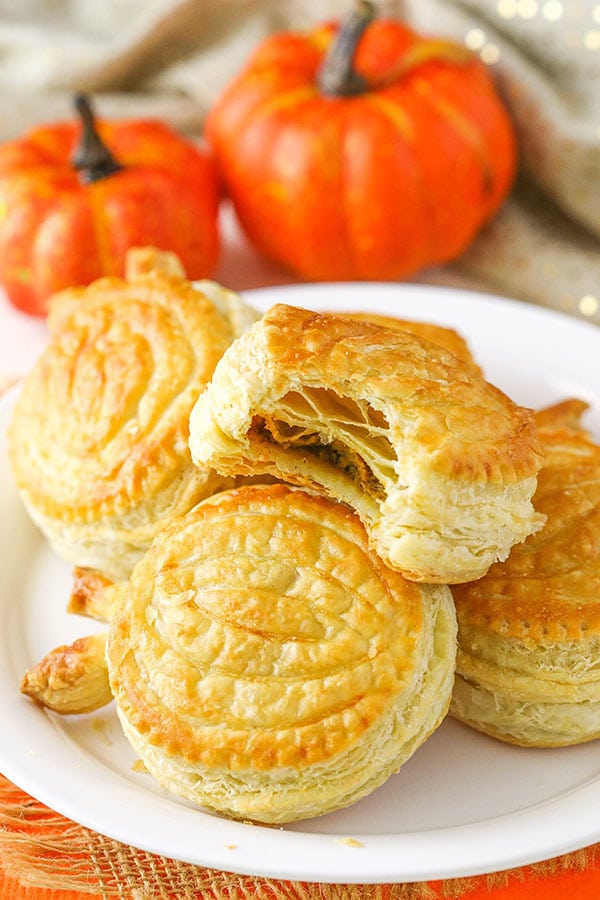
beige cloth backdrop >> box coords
[0,0,599,323]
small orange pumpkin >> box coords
[206,1,517,282]
[0,96,220,316]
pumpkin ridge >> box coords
[29,186,100,309]
[410,78,494,197]
[226,108,306,267]
[377,39,474,86]
[248,84,318,123]
[360,93,436,270]
[361,93,413,140]
[407,119,439,267]
[27,188,84,307]
[339,106,363,279]
[86,179,121,278]
[306,105,355,279]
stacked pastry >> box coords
[14,276,563,825]
[451,399,600,747]
[106,303,544,823]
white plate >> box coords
[2,281,600,885]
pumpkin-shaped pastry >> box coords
[107,483,457,824]
[8,248,259,580]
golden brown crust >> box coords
[454,406,600,641]
[7,249,256,579]
[341,311,482,372]
[534,397,589,433]
[124,245,187,280]
[107,483,457,822]
[20,632,111,715]
[189,303,544,583]
[251,306,536,481]
[109,484,424,770]
[22,270,231,520]
[451,401,600,746]
[67,567,124,622]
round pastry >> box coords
[451,400,600,747]
[189,303,544,584]
[107,483,457,824]
[8,247,258,581]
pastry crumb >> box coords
[90,717,113,745]
[224,843,237,850]
[335,837,364,848]
[131,759,149,774]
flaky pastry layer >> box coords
[189,304,544,583]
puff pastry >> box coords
[341,312,481,372]
[451,400,600,747]
[8,248,259,581]
[107,483,457,824]
[20,632,111,715]
[188,304,544,583]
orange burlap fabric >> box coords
[0,774,599,900]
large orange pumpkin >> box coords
[206,1,517,282]
[0,95,220,316]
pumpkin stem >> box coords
[71,94,123,184]
[317,0,376,97]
